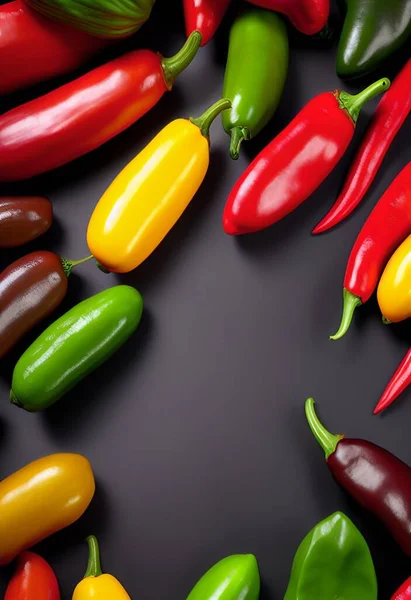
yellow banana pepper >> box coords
[73,535,131,599]
[378,235,411,323]
[0,453,95,566]
[87,98,231,273]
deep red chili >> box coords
[0,196,52,247]
[391,577,411,600]
[223,78,389,236]
[305,398,411,556]
[374,348,411,414]
[0,0,107,95]
[0,31,201,181]
[331,162,411,340]
[183,0,231,46]
[245,0,329,35]
[5,551,60,600]
[314,59,411,234]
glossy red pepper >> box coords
[245,0,329,35]
[183,0,231,46]
[306,398,411,557]
[0,197,52,247]
[314,59,411,234]
[5,551,60,600]
[223,78,389,235]
[392,577,411,600]
[331,162,411,340]
[374,348,411,414]
[0,31,201,181]
[0,0,107,95]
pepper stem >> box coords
[60,255,92,278]
[305,398,343,460]
[229,126,251,160]
[330,288,362,340]
[84,536,103,578]
[382,316,391,325]
[190,99,232,142]
[161,31,202,88]
[337,77,390,124]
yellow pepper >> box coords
[87,98,231,273]
[377,235,411,323]
[0,453,95,566]
[73,535,131,599]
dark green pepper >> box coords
[222,5,289,159]
[337,0,411,78]
[10,285,143,411]
[284,512,378,599]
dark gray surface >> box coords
[0,1,410,598]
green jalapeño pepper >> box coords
[10,285,143,411]
[284,512,378,599]
[187,555,260,600]
[222,5,289,159]
[337,0,411,78]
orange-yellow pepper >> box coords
[0,453,95,566]
[87,98,231,273]
[377,234,411,323]
[73,535,131,600]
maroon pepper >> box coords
[305,398,411,556]
[0,197,52,247]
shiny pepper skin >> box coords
[245,0,329,35]
[0,196,52,247]
[377,235,411,323]
[5,551,60,600]
[392,577,411,600]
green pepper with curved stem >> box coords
[222,5,288,160]
[284,512,378,599]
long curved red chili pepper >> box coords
[391,577,411,600]
[374,348,411,414]
[183,0,231,46]
[245,0,329,35]
[331,162,411,340]
[0,0,107,95]
[223,78,389,235]
[0,31,201,181]
[314,58,411,234]
[5,551,60,599]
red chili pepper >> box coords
[245,0,329,35]
[223,78,389,235]
[5,551,60,600]
[314,59,411,234]
[183,0,231,46]
[0,0,108,95]
[305,398,411,556]
[374,348,411,414]
[0,196,52,247]
[331,162,411,340]
[0,31,201,181]
[392,577,411,600]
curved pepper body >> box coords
[374,348,411,414]
[222,5,288,159]
[10,285,143,411]
[377,235,411,323]
[0,196,52,247]
[183,0,231,45]
[0,454,95,566]
[284,512,377,599]
[391,577,411,600]
[187,555,260,600]
[5,551,60,600]
[73,574,130,599]
[245,0,329,35]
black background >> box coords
[0,0,410,598]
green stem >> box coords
[382,316,391,325]
[190,99,232,142]
[336,77,390,124]
[161,31,202,88]
[229,126,250,160]
[84,536,103,578]
[95,260,111,274]
[305,398,343,460]
[330,288,362,340]
[60,255,92,278]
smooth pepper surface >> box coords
[378,235,411,323]
[5,551,60,600]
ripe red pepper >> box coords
[374,348,411,414]
[331,162,411,340]
[392,577,411,600]
[183,0,231,46]
[305,398,411,556]
[245,0,329,35]
[0,0,107,95]
[314,59,411,234]
[223,78,389,235]
[0,196,52,247]
[5,551,60,600]
[0,31,201,181]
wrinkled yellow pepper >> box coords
[87,99,231,273]
[73,536,131,600]
[378,235,411,323]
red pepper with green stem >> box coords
[305,398,411,556]
[183,0,231,45]
[245,0,329,35]
[314,58,411,234]
[223,78,389,235]
[392,577,411,600]
[374,348,411,414]
[5,551,60,599]
[0,31,201,181]
[331,162,411,340]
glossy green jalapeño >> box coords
[222,6,289,160]
[10,285,143,411]
[284,512,377,599]
[187,555,260,600]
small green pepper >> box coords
[284,512,378,599]
[10,285,143,411]
[187,555,260,600]
[222,5,289,159]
